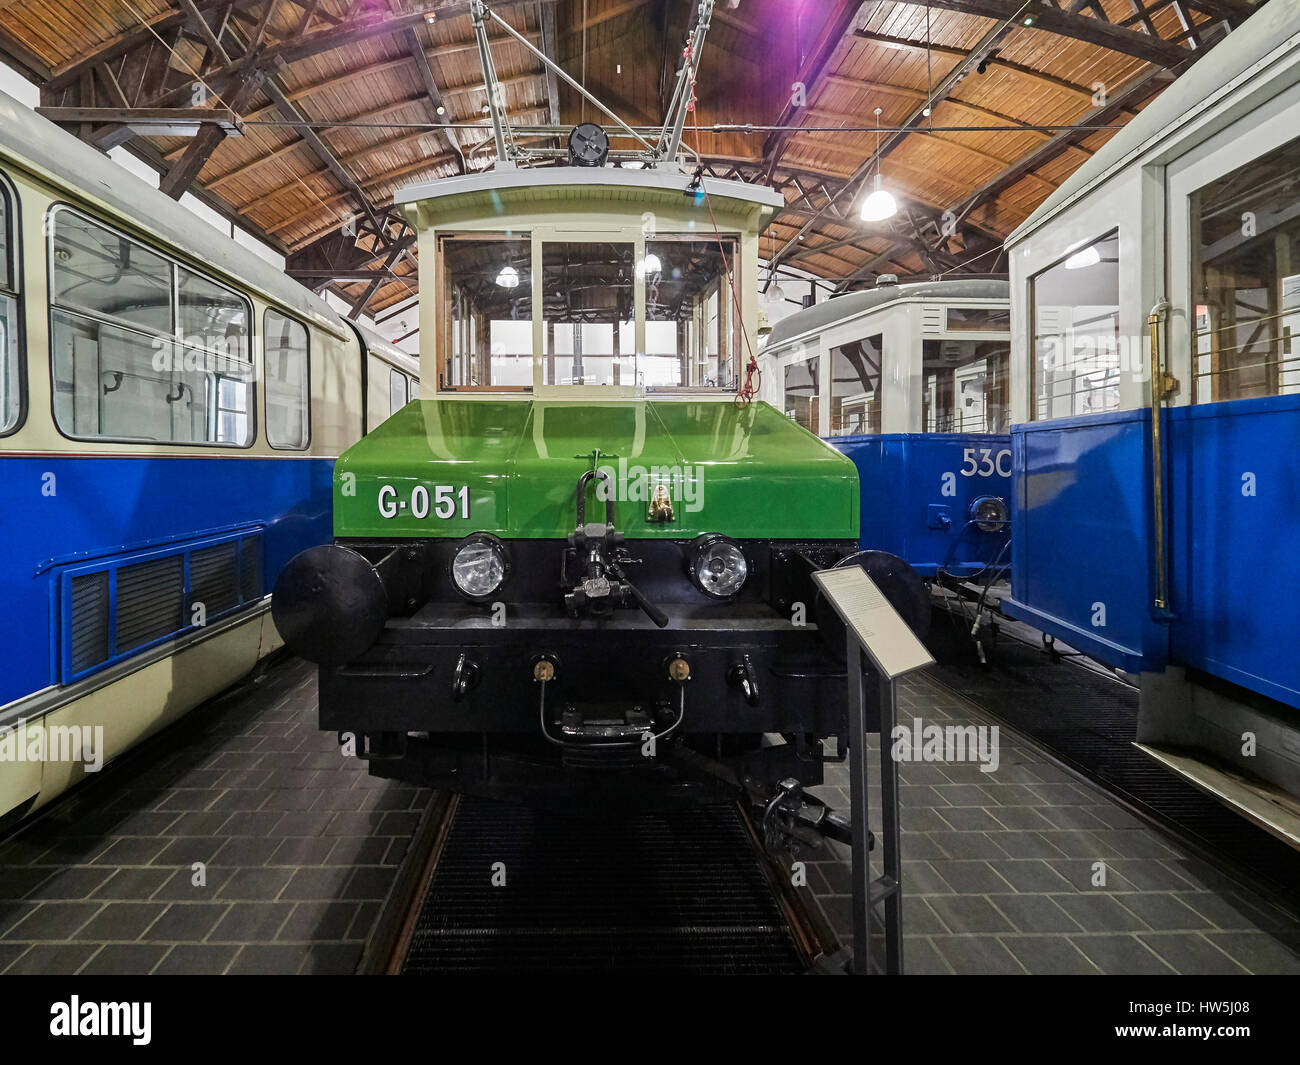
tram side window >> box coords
[830,334,882,435]
[1191,135,1300,401]
[0,185,19,434]
[49,208,254,445]
[1030,230,1120,419]
[783,355,819,433]
[265,310,310,449]
[922,340,1011,433]
[390,369,408,414]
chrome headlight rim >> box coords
[969,495,1009,534]
[449,532,511,602]
[687,533,749,600]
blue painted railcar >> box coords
[761,279,1012,579]
[1002,0,1300,835]
[0,90,419,826]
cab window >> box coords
[389,368,408,414]
[0,182,20,434]
[265,309,310,449]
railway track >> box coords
[366,792,840,975]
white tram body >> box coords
[1002,0,1300,836]
[0,89,416,826]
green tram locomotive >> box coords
[273,164,914,811]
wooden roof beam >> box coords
[920,0,1193,68]
[759,0,863,183]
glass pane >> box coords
[51,309,252,444]
[265,309,309,449]
[946,306,1010,332]
[0,189,9,292]
[922,339,1011,433]
[830,334,882,435]
[644,238,737,388]
[441,234,532,387]
[0,293,17,432]
[1031,230,1120,419]
[389,369,407,414]
[538,241,632,386]
[1192,135,1300,402]
[179,266,249,362]
[783,356,819,432]
[52,210,173,335]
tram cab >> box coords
[760,278,1012,580]
[272,164,878,809]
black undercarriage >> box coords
[309,537,866,808]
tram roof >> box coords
[764,278,1009,352]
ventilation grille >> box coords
[60,530,264,684]
[239,536,262,601]
[191,541,239,617]
[69,571,110,675]
[920,305,945,334]
[115,555,184,654]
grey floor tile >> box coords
[929,831,1009,860]
[2,901,102,941]
[1053,893,1149,932]
[1070,934,1175,974]
[1115,892,1209,932]
[141,903,229,942]
[927,894,1014,933]
[153,943,239,975]
[902,936,953,974]
[991,859,1075,893]
[1138,933,1249,974]
[929,860,1012,895]
[1203,932,1300,974]
[228,943,310,974]
[931,935,1026,974]
[78,942,170,974]
[1000,935,1100,974]
[902,860,954,895]
[298,942,363,974]
[74,902,168,941]
[988,894,1082,933]
[208,901,294,942]
[1,942,99,974]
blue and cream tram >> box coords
[761,278,1012,579]
[1002,0,1300,838]
[0,89,417,827]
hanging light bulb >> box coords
[861,108,898,222]
[860,172,898,222]
[635,253,662,278]
[495,265,520,288]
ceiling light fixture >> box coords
[860,109,898,222]
[1064,246,1101,270]
[495,265,520,288]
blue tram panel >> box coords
[1167,395,1300,708]
[834,433,1011,576]
[1002,411,1165,674]
[0,456,334,707]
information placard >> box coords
[812,567,935,679]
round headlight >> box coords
[690,534,748,599]
[451,534,509,600]
[970,495,1009,534]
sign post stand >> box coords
[813,567,935,976]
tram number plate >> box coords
[377,484,470,520]
[960,447,1011,478]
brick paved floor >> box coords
[804,671,1300,974]
[0,659,432,975]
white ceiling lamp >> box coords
[1064,245,1101,270]
[495,265,520,288]
[860,107,898,223]
[635,253,662,278]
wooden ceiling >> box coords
[0,0,1271,326]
